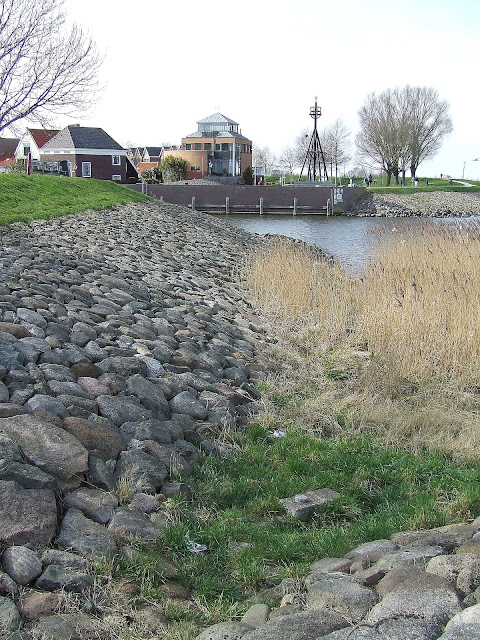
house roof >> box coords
[137,162,159,173]
[197,113,239,126]
[42,126,124,151]
[27,129,60,149]
[0,138,20,155]
[144,147,163,157]
[184,130,251,141]
[0,152,16,167]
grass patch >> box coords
[0,173,149,225]
[96,426,480,638]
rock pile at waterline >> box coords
[349,191,480,217]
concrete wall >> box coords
[128,184,366,213]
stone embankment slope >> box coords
[1,201,480,639]
[0,201,271,638]
[349,190,480,217]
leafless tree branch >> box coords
[0,0,102,134]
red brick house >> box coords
[39,125,134,182]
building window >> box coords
[221,143,229,151]
[112,175,121,180]
[112,155,121,165]
[190,166,201,171]
[23,145,31,156]
[215,143,221,151]
[204,143,211,151]
[82,162,91,177]
[194,143,201,150]
[185,143,192,150]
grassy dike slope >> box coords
[0,173,149,225]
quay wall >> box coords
[127,184,366,213]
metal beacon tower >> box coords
[299,97,328,183]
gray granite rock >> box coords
[113,449,168,493]
[1,546,42,585]
[0,595,21,632]
[62,415,126,460]
[196,622,254,640]
[0,481,57,548]
[107,507,162,541]
[96,394,152,426]
[63,487,118,524]
[0,414,88,481]
[56,508,118,558]
[35,564,92,592]
[241,610,349,640]
[170,391,208,420]
[305,571,378,622]
[364,587,463,626]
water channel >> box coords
[218,214,464,272]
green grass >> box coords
[103,427,480,634]
[0,173,149,225]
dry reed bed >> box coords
[244,221,480,459]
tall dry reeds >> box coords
[361,220,480,389]
[244,223,480,457]
[244,238,359,351]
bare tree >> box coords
[357,89,408,186]
[356,86,452,186]
[0,0,102,134]
[326,119,351,183]
[278,145,298,179]
[404,86,453,179]
[252,144,277,176]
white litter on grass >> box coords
[273,429,286,438]
[185,535,208,554]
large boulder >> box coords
[0,414,88,481]
[56,508,118,558]
[62,416,126,461]
[305,571,378,622]
[0,480,57,548]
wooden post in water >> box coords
[191,197,196,212]
[226,197,229,214]
[293,198,297,216]
[260,197,264,215]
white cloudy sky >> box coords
[61,0,479,179]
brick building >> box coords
[164,113,252,181]
[40,125,136,182]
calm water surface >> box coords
[219,214,465,272]
[220,214,411,271]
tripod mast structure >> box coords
[299,97,328,182]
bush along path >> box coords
[0,202,272,638]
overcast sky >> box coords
[62,0,479,179]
